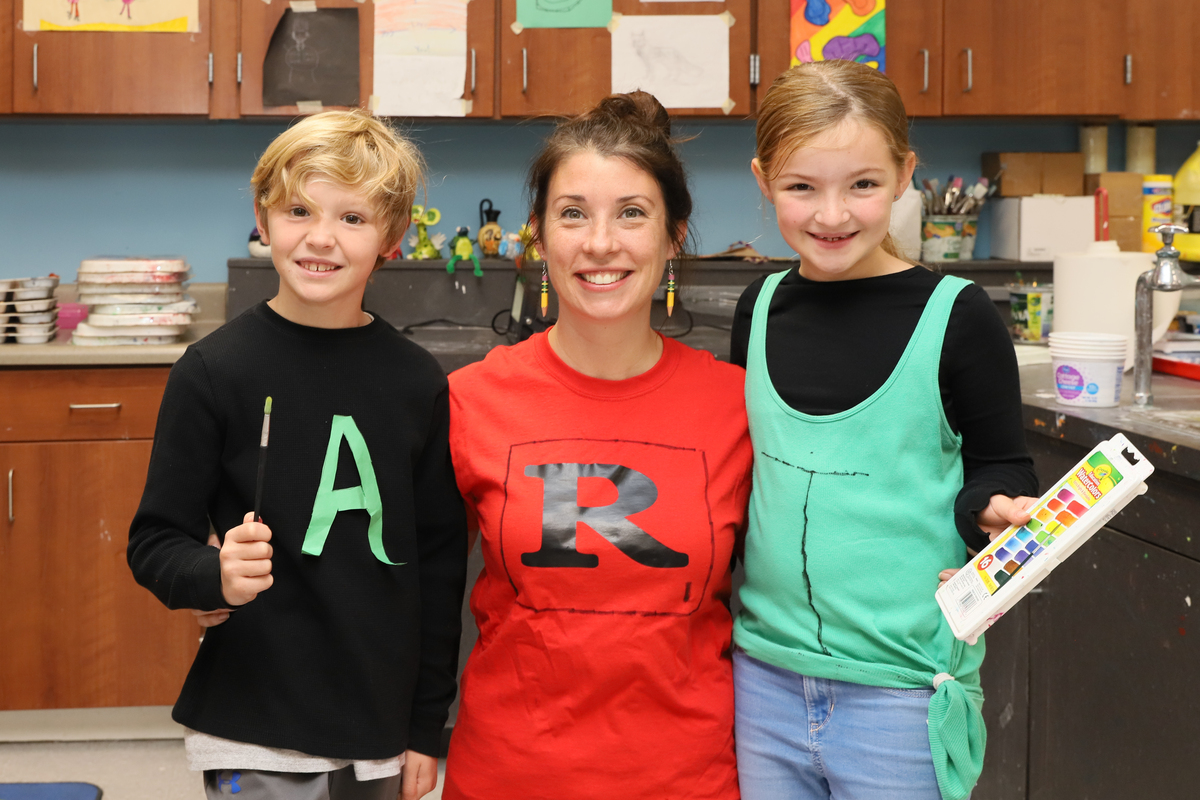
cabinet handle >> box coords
[920,48,929,93]
[470,48,477,95]
[522,48,528,94]
[237,52,243,85]
[963,48,973,93]
[1124,54,1132,85]
[208,52,214,85]
[32,44,38,91]
[7,469,12,524]
[68,403,122,410]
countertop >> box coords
[0,283,225,367]
[1020,362,1200,483]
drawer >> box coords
[0,367,170,442]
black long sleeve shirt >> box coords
[128,302,468,759]
[730,266,1037,552]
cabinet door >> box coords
[11,0,212,114]
[0,440,200,710]
[463,0,497,118]
[1028,527,1200,799]
[756,0,941,118]
[500,0,751,118]
[1123,0,1197,120]
[943,0,1124,116]
[240,0,374,116]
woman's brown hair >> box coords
[756,60,913,261]
[527,91,694,257]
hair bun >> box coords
[594,91,672,139]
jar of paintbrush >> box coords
[919,176,993,263]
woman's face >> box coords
[539,151,681,325]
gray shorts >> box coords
[203,767,401,800]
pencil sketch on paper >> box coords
[285,17,321,85]
[611,15,729,110]
[536,0,584,11]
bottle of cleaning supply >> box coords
[1142,175,1174,253]
[1174,140,1200,262]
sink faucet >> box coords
[1133,223,1194,407]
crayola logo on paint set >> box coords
[936,434,1154,644]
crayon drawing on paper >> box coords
[790,0,885,71]
[374,0,469,117]
[24,0,200,31]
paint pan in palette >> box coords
[936,433,1154,645]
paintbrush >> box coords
[254,396,272,523]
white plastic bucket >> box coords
[1048,332,1127,407]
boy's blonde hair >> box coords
[251,110,424,268]
[756,60,913,261]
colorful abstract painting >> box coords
[790,0,885,71]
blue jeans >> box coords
[734,650,952,800]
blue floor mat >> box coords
[0,785,102,800]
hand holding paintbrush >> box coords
[214,397,275,608]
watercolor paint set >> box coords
[936,433,1154,644]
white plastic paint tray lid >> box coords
[79,257,189,273]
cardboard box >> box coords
[1042,153,1085,196]
[982,152,1085,197]
[1107,215,1145,253]
[1085,172,1145,217]
[992,196,1096,261]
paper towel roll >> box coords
[1053,240,1181,369]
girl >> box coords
[444,91,753,799]
[730,60,1038,800]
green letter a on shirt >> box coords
[301,415,403,566]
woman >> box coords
[443,92,753,799]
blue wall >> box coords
[2,117,1199,282]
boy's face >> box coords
[256,177,396,328]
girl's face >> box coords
[753,118,915,282]
[539,151,682,325]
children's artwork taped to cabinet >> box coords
[374,0,469,117]
[791,0,886,71]
[24,0,200,31]
[611,15,730,112]
[516,0,612,29]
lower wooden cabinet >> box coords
[0,367,198,710]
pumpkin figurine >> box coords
[447,226,483,277]
[405,205,446,260]
[478,199,503,258]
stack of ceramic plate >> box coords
[1,275,60,344]
[73,258,197,346]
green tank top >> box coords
[734,269,985,800]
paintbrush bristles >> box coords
[265,396,273,414]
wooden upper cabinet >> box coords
[500,0,752,118]
[10,0,212,114]
[1123,0,1197,120]
[886,0,942,117]
[943,0,1125,116]
[756,0,941,117]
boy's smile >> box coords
[256,177,397,328]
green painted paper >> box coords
[302,415,404,566]
[516,0,611,30]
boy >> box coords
[128,110,467,800]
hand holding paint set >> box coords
[936,434,1155,645]
[72,257,197,346]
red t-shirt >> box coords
[444,331,752,800]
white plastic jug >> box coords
[1053,240,1181,369]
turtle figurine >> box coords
[405,205,446,260]
[447,226,483,277]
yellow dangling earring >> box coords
[666,260,676,317]
[540,262,549,318]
